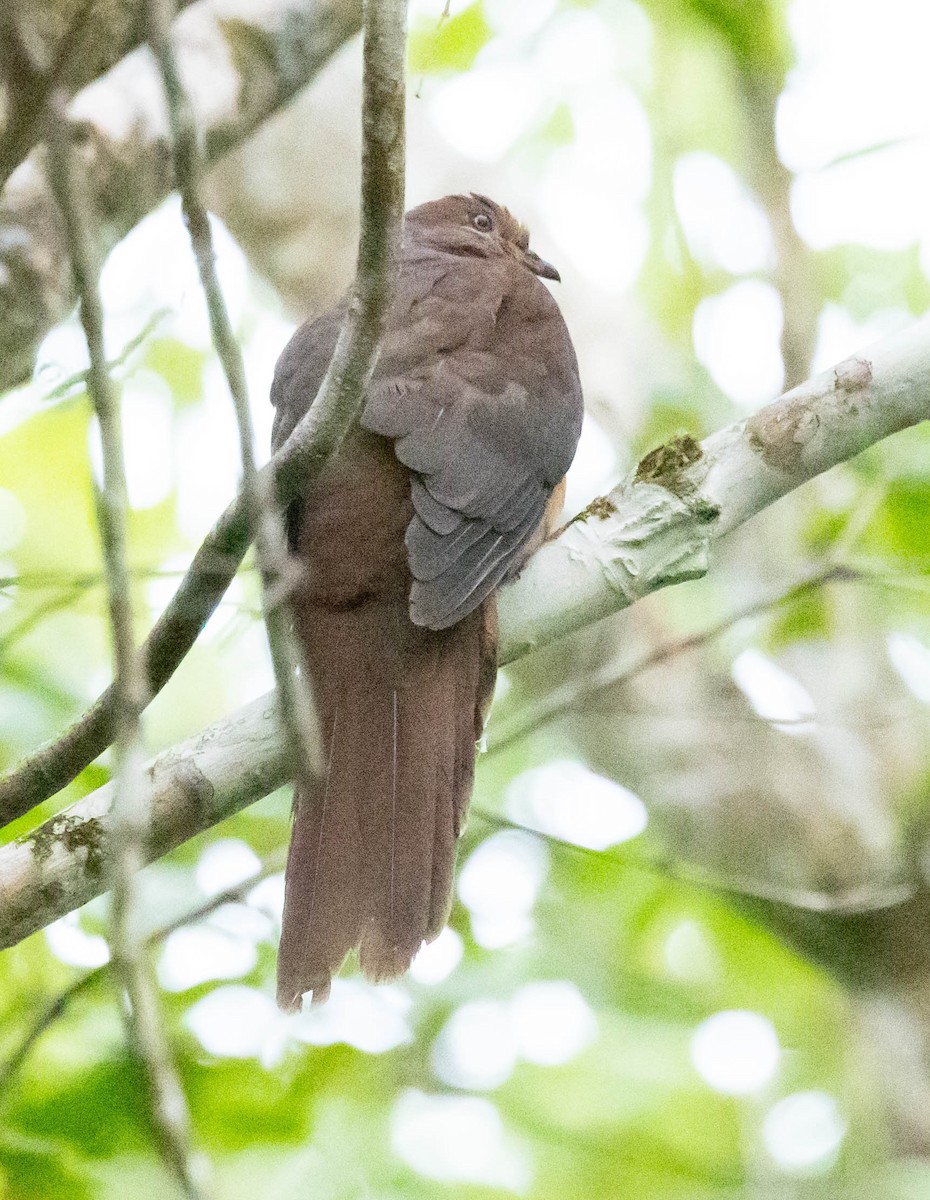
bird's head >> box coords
[406,193,561,282]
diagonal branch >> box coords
[2,317,929,946]
[496,324,930,658]
[0,0,200,194]
[486,563,862,758]
[0,0,363,393]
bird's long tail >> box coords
[276,598,496,1010]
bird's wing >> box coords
[269,305,346,549]
[270,304,345,454]
[363,254,584,630]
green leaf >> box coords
[409,3,492,76]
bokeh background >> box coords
[3,0,930,1196]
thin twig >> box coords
[0,582,90,655]
[0,563,264,591]
[472,809,915,915]
[268,0,408,509]
[738,70,818,391]
[146,0,323,780]
[45,94,208,1200]
[2,559,927,599]
[36,308,171,406]
[0,567,260,652]
[486,564,860,757]
[0,0,407,827]
[0,972,103,1102]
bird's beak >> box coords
[522,249,561,282]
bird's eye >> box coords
[472,212,493,232]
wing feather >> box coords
[363,254,582,629]
[410,506,544,629]
[274,244,583,632]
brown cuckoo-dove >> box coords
[271,193,584,1010]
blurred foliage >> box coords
[666,0,790,77]
[409,2,492,75]
[3,0,930,1198]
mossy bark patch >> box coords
[573,494,617,524]
[634,434,703,488]
[30,814,108,878]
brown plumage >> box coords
[271,193,583,1010]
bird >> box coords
[270,193,584,1010]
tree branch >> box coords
[46,90,208,1200]
[739,70,819,391]
[0,0,200,195]
[0,0,363,393]
[496,323,930,658]
[0,0,405,828]
[486,563,862,758]
[1,694,291,948]
[2,317,929,945]
[146,0,325,784]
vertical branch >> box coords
[739,71,819,390]
[145,0,322,780]
[270,0,408,505]
[45,95,209,1200]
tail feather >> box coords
[357,682,441,981]
[277,599,495,1010]
[426,651,461,940]
[277,713,364,1010]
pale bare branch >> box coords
[3,318,929,944]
